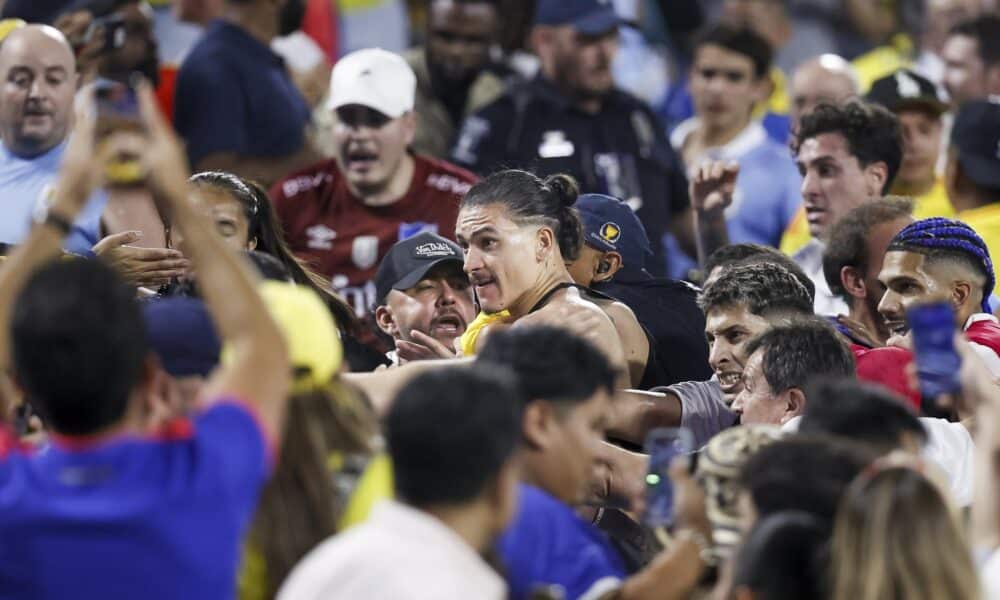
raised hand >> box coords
[689,160,739,214]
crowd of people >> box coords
[2,0,1000,598]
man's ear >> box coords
[522,401,558,451]
[594,252,623,283]
[374,305,399,337]
[864,161,890,197]
[536,226,556,262]
[401,111,417,146]
[951,280,973,313]
[840,265,867,301]
[781,387,807,423]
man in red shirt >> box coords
[271,47,478,318]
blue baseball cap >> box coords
[143,297,221,378]
[574,193,653,274]
[534,0,621,35]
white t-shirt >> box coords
[278,500,506,600]
[783,416,974,506]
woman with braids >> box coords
[181,172,384,370]
[454,169,654,386]
[877,217,1000,377]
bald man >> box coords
[0,26,187,289]
[789,54,860,132]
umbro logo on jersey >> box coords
[306,224,337,250]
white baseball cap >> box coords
[326,48,416,118]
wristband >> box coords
[32,205,73,236]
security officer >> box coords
[567,193,713,387]
[451,0,693,275]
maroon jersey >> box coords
[271,154,477,317]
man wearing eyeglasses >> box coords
[270,48,478,322]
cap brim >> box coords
[386,257,465,297]
[572,7,621,35]
[958,152,1000,190]
[326,93,403,118]
[892,98,948,117]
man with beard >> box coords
[373,232,475,365]
[270,48,477,322]
[451,0,696,275]
[174,0,320,184]
[403,0,510,159]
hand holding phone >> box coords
[93,78,145,184]
[643,427,695,528]
[907,301,962,401]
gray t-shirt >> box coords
[653,378,737,449]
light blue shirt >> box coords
[664,120,802,279]
[0,141,106,254]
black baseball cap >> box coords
[534,0,622,35]
[866,69,947,116]
[951,98,1000,190]
[374,232,465,304]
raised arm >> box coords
[135,84,290,439]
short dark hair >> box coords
[800,378,928,454]
[744,318,856,395]
[822,196,914,302]
[699,262,813,318]
[704,243,815,302]
[461,170,584,261]
[693,23,773,79]
[793,100,903,195]
[738,435,876,527]
[949,14,1000,68]
[12,259,147,435]
[386,364,522,507]
[732,512,828,600]
[477,326,616,406]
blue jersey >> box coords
[664,120,802,278]
[0,401,271,600]
[497,484,626,600]
[0,141,106,254]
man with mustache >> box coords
[271,48,477,325]
[373,232,475,365]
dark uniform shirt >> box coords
[452,76,690,275]
[593,269,712,387]
[174,20,311,169]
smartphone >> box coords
[643,427,695,528]
[94,78,144,184]
[84,14,127,52]
[94,78,140,126]
[907,301,962,399]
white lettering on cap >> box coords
[895,71,920,98]
[413,242,457,259]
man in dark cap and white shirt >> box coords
[373,231,476,365]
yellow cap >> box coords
[254,281,343,394]
[0,19,25,42]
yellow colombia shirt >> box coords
[958,204,1000,267]
[780,178,956,256]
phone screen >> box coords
[907,301,962,399]
[643,427,694,528]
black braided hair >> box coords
[887,218,995,313]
